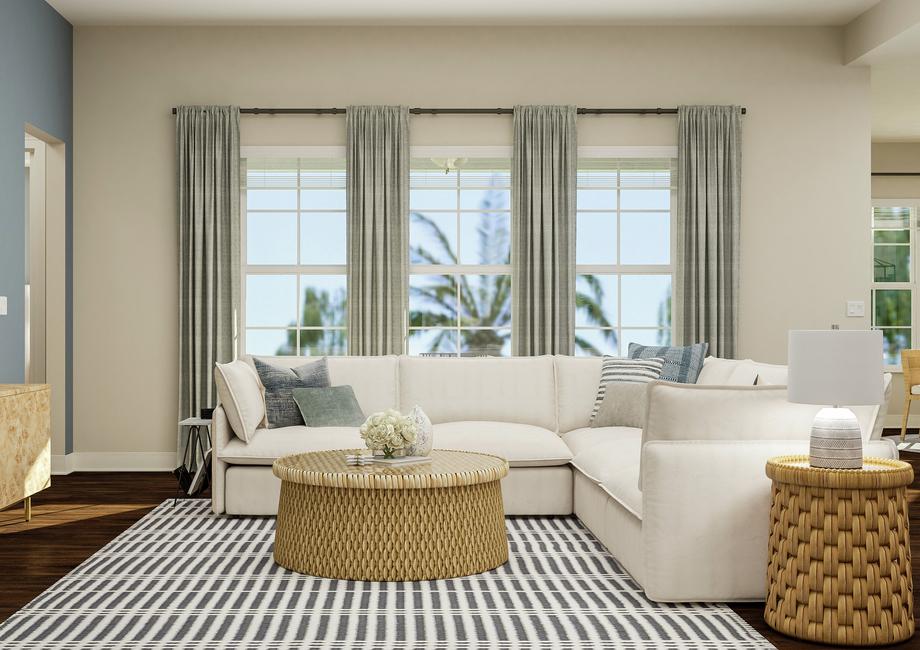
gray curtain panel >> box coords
[177,106,241,424]
[675,105,742,358]
[511,105,577,356]
[346,106,409,356]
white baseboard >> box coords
[52,452,176,474]
[51,454,75,475]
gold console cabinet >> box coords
[0,385,51,521]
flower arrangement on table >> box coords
[360,409,418,459]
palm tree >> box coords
[574,276,616,355]
[656,285,672,346]
[409,178,618,356]
[409,210,511,356]
[276,286,347,355]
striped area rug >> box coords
[0,500,772,649]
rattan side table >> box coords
[272,449,509,581]
[765,455,914,646]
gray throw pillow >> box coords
[292,386,366,427]
[591,383,648,429]
[628,342,709,384]
[253,357,330,428]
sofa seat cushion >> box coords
[219,426,364,465]
[569,432,643,518]
[600,465,643,519]
[432,421,572,467]
[562,426,641,457]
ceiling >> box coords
[48,0,881,27]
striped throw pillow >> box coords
[590,356,664,422]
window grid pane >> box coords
[409,158,512,356]
[871,205,915,366]
[575,158,675,355]
[243,157,347,356]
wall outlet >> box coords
[0,296,6,316]
[846,300,865,317]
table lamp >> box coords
[787,330,884,469]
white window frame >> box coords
[408,146,513,356]
[871,198,919,370]
[575,146,678,355]
[241,145,678,357]
[240,146,347,357]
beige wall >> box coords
[872,142,920,426]
[74,26,872,457]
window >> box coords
[242,153,348,356]
[242,147,675,359]
[871,201,917,366]
[574,155,676,355]
[408,151,511,356]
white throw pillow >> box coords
[696,356,758,386]
[752,361,789,386]
[215,360,265,443]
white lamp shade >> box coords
[787,330,883,406]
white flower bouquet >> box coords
[359,409,418,458]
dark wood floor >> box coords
[1,440,918,648]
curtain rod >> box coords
[170,106,747,116]
[872,172,920,176]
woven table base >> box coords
[764,456,914,646]
[274,479,508,581]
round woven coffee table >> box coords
[764,455,914,646]
[272,449,509,581]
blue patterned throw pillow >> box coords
[627,342,708,384]
[253,357,331,428]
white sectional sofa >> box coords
[212,354,896,602]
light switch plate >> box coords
[846,300,865,317]
[0,296,6,316]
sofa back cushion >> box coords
[399,356,556,429]
[696,357,758,386]
[555,356,604,433]
[639,379,889,490]
[644,378,890,447]
[242,355,398,419]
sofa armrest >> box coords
[639,438,897,603]
[211,404,231,514]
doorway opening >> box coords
[24,125,67,461]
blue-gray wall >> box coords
[0,0,73,452]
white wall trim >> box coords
[52,452,176,474]
[51,453,74,475]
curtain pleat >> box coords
[177,105,240,428]
[675,105,742,357]
[346,106,409,355]
[512,105,577,356]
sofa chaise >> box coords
[211,354,896,602]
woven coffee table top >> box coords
[273,449,509,490]
[766,455,913,489]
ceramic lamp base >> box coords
[809,407,863,469]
